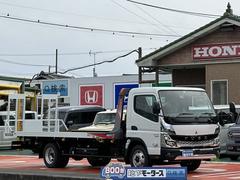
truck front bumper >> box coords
[160,147,220,161]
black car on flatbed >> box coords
[44,106,106,131]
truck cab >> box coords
[126,87,220,171]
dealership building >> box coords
[137,4,240,105]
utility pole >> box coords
[55,49,58,74]
[89,50,102,77]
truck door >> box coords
[128,94,161,155]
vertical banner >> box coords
[79,84,104,107]
[114,83,139,108]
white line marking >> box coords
[229,177,240,179]
[192,171,240,178]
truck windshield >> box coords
[159,90,216,124]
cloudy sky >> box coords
[0,0,239,78]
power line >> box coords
[111,0,167,35]
[0,48,157,57]
[0,1,160,27]
[59,49,139,74]
[126,0,220,18]
[0,13,181,38]
[0,58,50,67]
[0,1,201,32]
[133,3,180,36]
[0,52,88,56]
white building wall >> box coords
[32,74,171,109]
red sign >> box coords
[192,43,240,60]
[79,85,104,106]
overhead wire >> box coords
[126,0,221,18]
[0,1,159,26]
[133,4,180,36]
[110,0,166,35]
[0,58,50,67]
[0,48,157,57]
[0,1,199,32]
[59,49,139,74]
[0,13,181,38]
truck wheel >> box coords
[129,145,151,167]
[87,157,111,167]
[43,143,69,168]
[230,155,239,160]
[180,160,201,171]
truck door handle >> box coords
[131,126,138,130]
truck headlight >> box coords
[162,133,177,147]
[213,137,220,146]
[228,131,233,138]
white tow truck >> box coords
[4,87,220,171]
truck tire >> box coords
[180,160,201,171]
[129,145,151,167]
[43,143,69,168]
[87,157,111,167]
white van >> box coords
[0,111,37,149]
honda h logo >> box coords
[85,90,98,104]
[80,85,103,106]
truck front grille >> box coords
[177,139,214,147]
[170,134,217,141]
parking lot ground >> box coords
[0,153,239,179]
[188,161,240,180]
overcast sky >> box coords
[0,0,239,78]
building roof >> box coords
[33,71,73,80]
[136,3,240,67]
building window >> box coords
[211,80,228,105]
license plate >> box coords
[182,150,193,157]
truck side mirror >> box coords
[229,102,236,114]
[217,112,227,126]
[217,112,234,126]
[229,102,238,122]
[153,102,160,115]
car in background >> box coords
[226,108,240,160]
[78,109,126,132]
[214,104,240,158]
